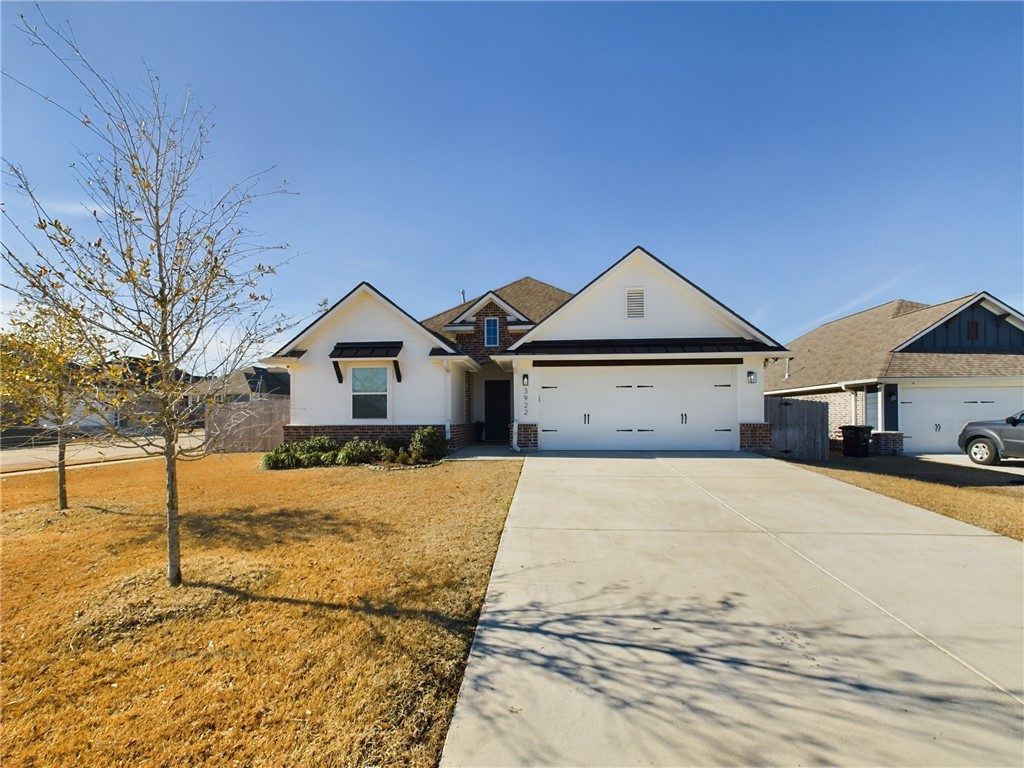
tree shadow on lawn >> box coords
[181,506,395,551]
[802,454,1023,489]
[188,577,477,642]
[451,587,1024,767]
[98,505,395,551]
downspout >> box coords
[443,360,452,441]
[512,421,520,452]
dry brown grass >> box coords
[796,453,1024,541]
[1,454,522,767]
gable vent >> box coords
[626,288,645,319]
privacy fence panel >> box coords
[764,397,829,462]
[205,399,289,453]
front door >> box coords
[484,380,512,442]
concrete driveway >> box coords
[441,452,1024,767]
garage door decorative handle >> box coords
[934,423,941,432]
[583,413,590,425]
[681,413,688,425]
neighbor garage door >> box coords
[537,365,737,450]
[899,385,1024,453]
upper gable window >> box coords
[485,317,499,347]
[626,288,645,319]
[967,320,979,341]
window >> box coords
[967,320,979,341]
[352,366,387,418]
[626,288,644,319]
[484,317,499,347]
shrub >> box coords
[260,441,305,470]
[337,437,387,466]
[294,436,339,454]
[409,426,447,461]
[380,447,398,464]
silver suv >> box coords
[957,410,1024,465]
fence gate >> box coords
[764,397,829,462]
[205,399,289,453]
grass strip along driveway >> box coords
[797,453,1023,541]
[1,454,521,767]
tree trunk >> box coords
[164,427,182,587]
[56,424,68,510]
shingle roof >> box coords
[763,293,1024,390]
[421,277,573,341]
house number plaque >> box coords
[522,386,529,417]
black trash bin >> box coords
[839,425,872,458]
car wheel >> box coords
[967,438,999,466]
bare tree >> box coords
[2,11,292,586]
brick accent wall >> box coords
[454,302,516,365]
[739,422,772,453]
[284,423,474,451]
[870,431,903,456]
[779,391,854,439]
[512,423,538,451]
[449,423,474,450]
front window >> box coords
[352,366,387,418]
[484,317,499,347]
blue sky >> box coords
[2,1,1021,351]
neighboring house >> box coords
[196,365,291,403]
[764,292,1024,453]
[265,246,788,451]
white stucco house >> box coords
[264,246,789,451]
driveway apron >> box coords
[440,452,1024,767]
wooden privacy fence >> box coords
[764,397,829,462]
[205,399,289,453]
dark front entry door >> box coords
[484,380,512,442]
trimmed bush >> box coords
[294,436,339,454]
[337,437,387,466]
[409,426,448,461]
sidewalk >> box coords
[0,432,205,474]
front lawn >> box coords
[796,453,1023,540]
[1,454,522,766]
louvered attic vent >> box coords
[626,288,645,319]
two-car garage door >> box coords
[537,365,737,450]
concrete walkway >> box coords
[441,452,1024,767]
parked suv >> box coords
[957,410,1024,465]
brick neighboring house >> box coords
[265,246,788,451]
[764,292,1024,454]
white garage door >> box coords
[537,365,737,450]
[900,385,1024,453]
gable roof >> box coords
[422,277,573,340]
[764,292,1024,391]
[271,282,460,358]
[508,246,785,351]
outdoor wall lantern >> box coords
[746,371,757,384]
[522,373,529,387]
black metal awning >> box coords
[329,341,404,359]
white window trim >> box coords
[484,317,500,347]
[350,363,390,421]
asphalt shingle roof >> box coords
[421,277,573,341]
[764,293,1024,391]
